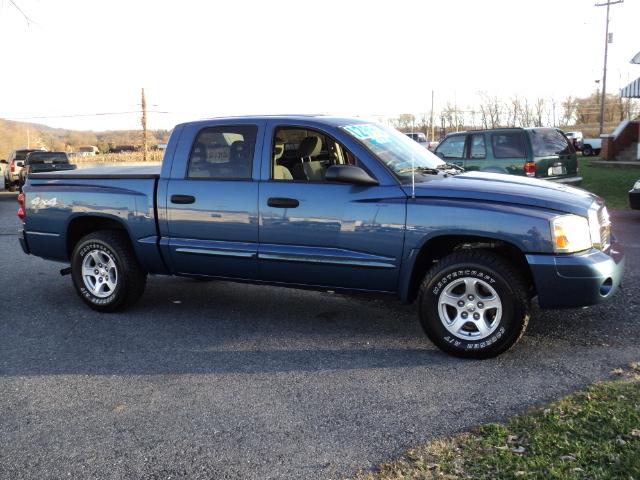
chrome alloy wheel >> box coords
[438,277,502,340]
[82,249,118,298]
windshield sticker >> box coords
[343,124,391,144]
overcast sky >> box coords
[1,0,639,131]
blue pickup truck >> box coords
[18,115,624,358]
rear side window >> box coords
[187,125,257,179]
[528,128,573,156]
[491,132,526,159]
[469,134,486,159]
[436,135,466,159]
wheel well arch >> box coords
[65,215,131,259]
[405,234,535,303]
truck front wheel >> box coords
[71,230,147,312]
[418,250,530,359]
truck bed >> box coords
[23,166,165,272]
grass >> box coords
[353,363,640,480]
[579,157,639,210]
[73,151,163,164]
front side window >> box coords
[491,132,526,159]
[469,134,486,159]
[187,125,257,179]
[271,127,359,182]
[341,123,445,183]
[436,135,466,159]
[528,128,573,157]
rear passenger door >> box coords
[163,121,264,279]
[488,131,527,175]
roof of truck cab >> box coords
[175,115,373,128]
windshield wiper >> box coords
[437,162,465,173]
[398,166,440,175]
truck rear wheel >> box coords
[71,230,147,312]
[418,250,530,359]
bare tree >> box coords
[533,98,546,127]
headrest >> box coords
[273,140,285,162]
[192,142,207,161]
[230,140,247,162]
[298,136,322,158]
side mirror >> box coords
[325,165,378,186]
[0,159,6,164]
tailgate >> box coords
[535,153,578,180]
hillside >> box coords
[0,118,170,159]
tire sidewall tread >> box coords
[71,230,146,312]
[418,250,530,359]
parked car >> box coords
[581,138,602,157]
[1,160,9,190]
[630,179,640,209]
[405,132,439,152]
[434,127,581,185]
[7,148,46,191]
[426,140,439,152]
[18,115,623,359]
[564,131,584,149]
[405,131,428,146]
[18,151,76,189]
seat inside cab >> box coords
[271,127,359,182]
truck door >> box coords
[162,120,263,279]
[257,122,406,292]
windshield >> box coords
[342,123,445,182]
[528,128,573,156]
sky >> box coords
[1,0,639,131]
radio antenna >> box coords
[411,153,415,199]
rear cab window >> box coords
[27,152,69,164]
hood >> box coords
[402,171,599,216]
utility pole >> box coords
[595,0,623,135]
[141,88,148,162]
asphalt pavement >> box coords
[1,191,639,479]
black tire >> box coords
[71,230,147,312]
[418,250,530,359]
[582,145,593,157]
[8,183,16,192]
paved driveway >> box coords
[1,192,639,479]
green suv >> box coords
[434,127,581,185]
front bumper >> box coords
[630,188,640,210]
[526,244,624,309]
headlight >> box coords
[550,215,592,253]
[634,180,640,190]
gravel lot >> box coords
[1,191,639,480]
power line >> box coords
[7,0,36,26]
[5,110,172,120]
